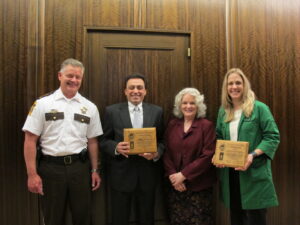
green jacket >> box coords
[216,100,280,209]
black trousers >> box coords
[38,159,91,225]
[229,169,267,225]
[111,186,156,225]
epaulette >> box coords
[28,91,55,116]
[38,91,55,99]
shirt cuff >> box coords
[153,152,160,162]
[114,146,120,155]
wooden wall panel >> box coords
[42,0,85,94]
[229,0,274,100]
[229,0,300,224]
[0,0,40,224]
[84,0,136,27]
[145,0,190,30]
[269,0,300,223]
[188,0,227,122]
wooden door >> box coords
[84,29,191,225]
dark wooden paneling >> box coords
[0,0,41,224]
[84,0,135,27]
[42,0,85,94]
[229,0,300,224]
[145,0,190,30]
[188,0,227,122]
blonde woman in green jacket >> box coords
[214,68,280,225]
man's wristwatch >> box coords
[250,151,258,158]
[91,168,99,173]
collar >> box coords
[176,117,200,128]
[128,101,143,113]
[54,88,82,103]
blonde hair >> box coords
[221,68,255,122]
[173,87,206,119]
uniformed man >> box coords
[22,58,103,225]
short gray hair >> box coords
[60,58,85,73]
[173,87,207,119]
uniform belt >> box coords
[41,153,81,165]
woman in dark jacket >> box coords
[163,87,216,225]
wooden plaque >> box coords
[123,127,157,154]
[213,140,249,168]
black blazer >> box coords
[100,102,164,192]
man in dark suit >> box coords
[100,74,164,225]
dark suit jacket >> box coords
[100,102,164,192]
[163,118,216,191]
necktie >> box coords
[133,106,142,128]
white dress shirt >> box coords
[229,109,242,141]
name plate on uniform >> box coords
[213,140,249,168]
[124,128,157,154]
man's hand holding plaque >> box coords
[116,142,130,158]
[212,140,249,168]
[123,128,157,157]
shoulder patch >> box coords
[28,101,37,115]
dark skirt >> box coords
[167,187,213,225]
